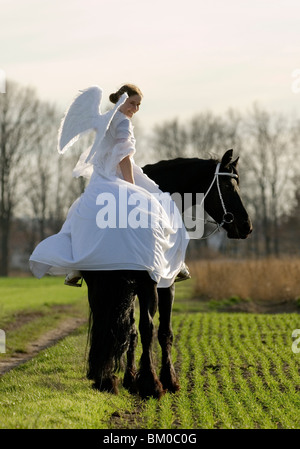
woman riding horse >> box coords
[29,85,252,398]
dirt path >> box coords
[0,317,86,376]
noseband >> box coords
[188,162,239,239]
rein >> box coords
[186,162,239,240]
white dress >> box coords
[29,109,189,288]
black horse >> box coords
[81,149,252,399]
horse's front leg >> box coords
[136,275,164,399]
[157,284,180,393]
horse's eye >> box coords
[223,180,233,189]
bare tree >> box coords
[151,118,188,159]
[240,104,299,255]
[189,109,242,158]
[24,102,61,243]
[0,80,41,275]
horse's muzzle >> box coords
[227,219,253,239]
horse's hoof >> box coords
[123,370,138,394]
[160,378,180,393]
[92,376,119,394]
[139,385,166,400]
[136,372,165,400]
[166,383,180,393]
[159,368,180,393]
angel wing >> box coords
[57,86,128,158]
[58,86,102,154]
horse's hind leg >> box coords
[82,270,135,394]
[135,273,164,399]
[157,284,180,393]
[82,271,119,393]
[123,302,138,393]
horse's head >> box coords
[204,149,252,239]
[142,150,252,240]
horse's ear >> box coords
[232,157,239,168]
[221,149,233,168]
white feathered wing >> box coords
[57,86,128,178]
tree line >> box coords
[1,80,300,275]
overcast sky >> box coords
[1,0,300,129]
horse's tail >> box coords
[82,270,136,391]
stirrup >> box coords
[64,271,83,287]
[174,263,191,283]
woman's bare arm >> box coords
[119,155,134,184]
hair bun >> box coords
[109,92,119,104]
[109,84,142,104]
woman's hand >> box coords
[119,156,135,184]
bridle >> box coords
[186,162,239,239]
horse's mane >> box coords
[143,155,218,171]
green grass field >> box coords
[0,277,88,355]
[1,277,300,429]
[0,276,88,315]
